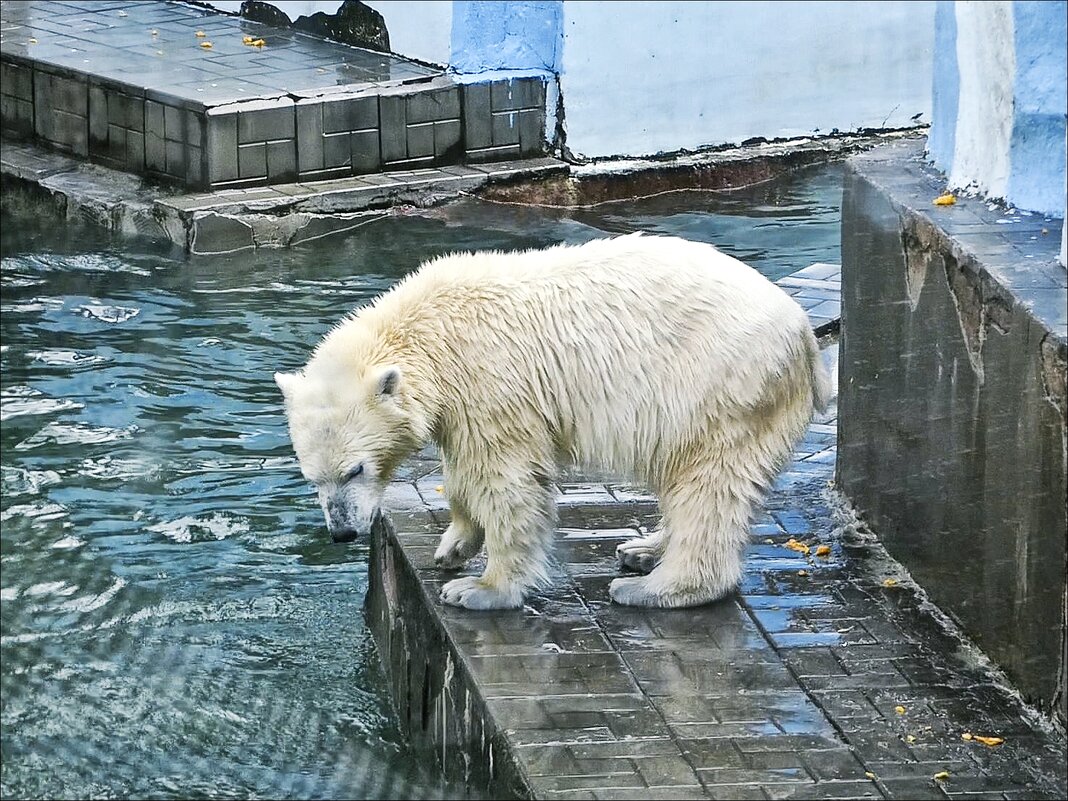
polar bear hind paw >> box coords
[440,575,524,609]
[434,523,482,569]
[609,575,729,608]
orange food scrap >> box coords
[894,705,906,715]
[251,38,266,47]
[961,732,973,741]
[28,38,38,44]
[797,569,808,577]
[434,485,444,493]
[865,772,877,780]
[195,30,207,37]
[882,578,898,587]
[784,538,810,555]
[242,35,254,44]
[933,193,956,206]
[815,544,831,557]
[973,736,1004,747]
[933,771,950,781]
[199,41,213,48]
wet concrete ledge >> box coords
[837,139,1067,725]
[3,132,919,258]
[366,391,1068,800]
[0,139,567,254]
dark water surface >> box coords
[0,164,843,799]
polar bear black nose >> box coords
[331,528,359,543]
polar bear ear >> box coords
[274,371,301,400]
[373,365,402,397]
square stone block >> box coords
[407,122,434,159]
[407,87,460,125]
[266,139,297,182]
[238,103,294,144]
[491,110,520,147]
[296,102,324,172]
[322,95,378,134]
[351,128,380,173]
[206,110,239,183]
[379,93,406,163]
[462,82,492,150]
[323,132,351,169]
[238,142,266,178]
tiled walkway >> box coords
[0,0,437,105]
[372,266,1067,800]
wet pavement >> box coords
[0,0,438,105]
[369,263,1067,799]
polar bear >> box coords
[275,233,830,610]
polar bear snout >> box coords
[319,485,382,543]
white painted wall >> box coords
[364,0,451,65]
[948,1,1015,200]
[558,1,935,159]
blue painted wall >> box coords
[929,0,1066,217]
[927,0,959,172]
[450,1,562,75]
[1006,1,1067,215]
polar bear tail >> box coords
[808,333,834,413]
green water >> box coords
[0,163,843,799]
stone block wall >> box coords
[0,51,546,191]
[837,142,1067,722]
[366,516,529,799]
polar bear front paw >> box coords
[440,575,524,610]
[434,523,483,570]
[616,536,662,574]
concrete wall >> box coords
[557,1,935,159]
[929,0,1067,218]
[839,143,1068,722]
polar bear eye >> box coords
[345,463,365,482]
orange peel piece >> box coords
[973,735,1004,747]
[815,544,831,557]
[199,41,213,48]
[797,569,808,577]
[933,771,950,781]
[894,705,906,715]
[933,193,956,206]
[882,578,898,587]
[242,35,254,44]
[434,485,444,493]
[251,38,266,47]
[784,538,810,555]
[195,30,207,37]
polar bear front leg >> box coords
[439,461,555,610]
[434,496,485,570]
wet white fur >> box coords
[276,233,831,609]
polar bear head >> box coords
[274,363,420,542]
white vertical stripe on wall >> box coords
[950,1,1016,200]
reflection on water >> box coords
[0,163,843,799]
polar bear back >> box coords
[322,233,816,475]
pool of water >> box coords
[0,163,843,799]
